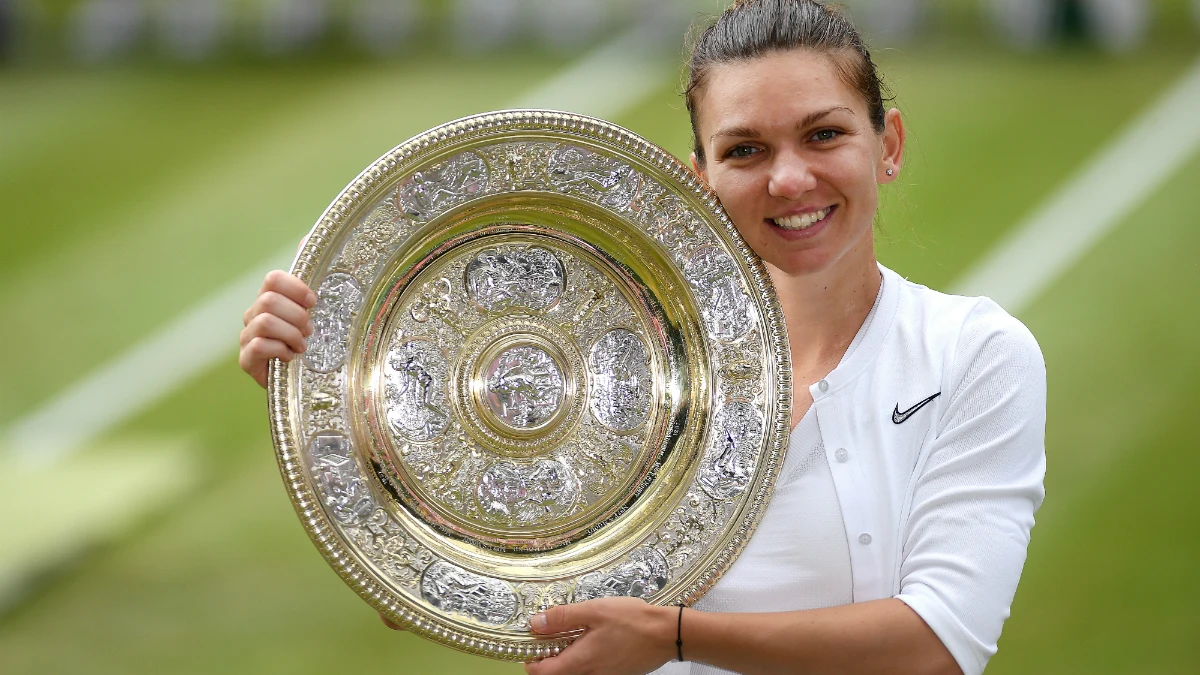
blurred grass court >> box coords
[1,1,1198,674]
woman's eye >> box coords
[812,129,841,142]
[727,145,759,159]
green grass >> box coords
[1,41,1198,673]
[990,150,1200,675]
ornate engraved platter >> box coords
[268,110,791,661]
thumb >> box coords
[530,603,587,634]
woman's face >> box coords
[691,49,904,278]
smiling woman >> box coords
[237,2,1047,675]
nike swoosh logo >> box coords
[892,392,941,425]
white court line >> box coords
[512,27,676,119]
[0,29,672,467]
[3,249,292,465]
[952,55,1200,313]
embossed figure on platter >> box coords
[271,112,789,661]
[305,273,364,372]
[420,561,518,626]
[548,144,640,210]
[385,341,451,442]
[476,142,554,192]
[481,345,566,430]
[589,328,652,432]
[684,247,755,343]
[699,401,766,500]
[399,151,489,220]
[466,246,565,312]
[574,547,671,602]
[476,459,580,525]
[334,199,413,285]
[310,433,375,525]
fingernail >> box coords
[307,292,318,307]
[531,613,546,632]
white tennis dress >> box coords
[648,265,1047,675]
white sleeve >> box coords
[895,301,1047,675]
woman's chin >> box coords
[762,253,838,279]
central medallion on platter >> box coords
[480,344,566,432]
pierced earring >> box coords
[886,169,895,176]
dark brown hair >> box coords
[685,0,890,164]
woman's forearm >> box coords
[680,598,962,675]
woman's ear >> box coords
[879,108,906,183]
[690,152,710,185]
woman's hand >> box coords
[239,270,317,388]
[524,598,678,675]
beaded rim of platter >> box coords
[267,110,792,661]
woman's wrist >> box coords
[649,603,685,665]
[675,605,686,662]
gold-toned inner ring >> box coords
[351,196,710,569]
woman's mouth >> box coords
[771,205,836,231]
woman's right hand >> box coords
[239,270,317,388]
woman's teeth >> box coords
[772,208,830,230]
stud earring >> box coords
[886,169,895,176]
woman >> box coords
[239,2,1046,674]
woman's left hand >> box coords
[524,597,678,675]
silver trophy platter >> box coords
[267,110,791,661]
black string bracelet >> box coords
[676,604,685,662]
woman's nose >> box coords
[767,151,817,199]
